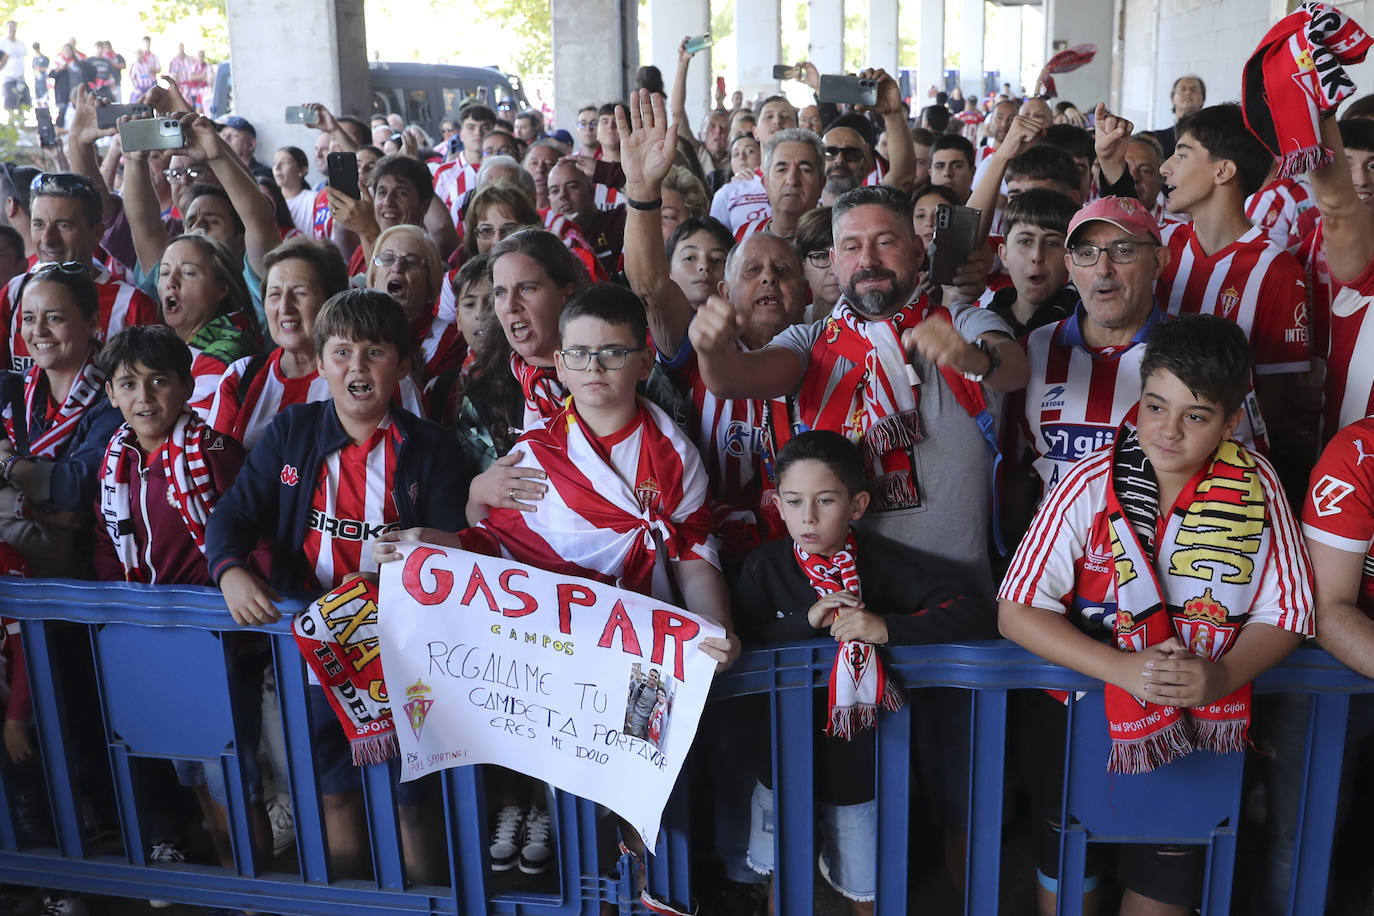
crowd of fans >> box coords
[2,7,1374,915]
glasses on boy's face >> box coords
[1069,239,1159,267]
[372,251,425,270]
[557,346,646,371]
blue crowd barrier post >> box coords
[771,644,817,916]
[965,687,1008,916]
[1287,691,1349,915]
[269,628,332,885]
[23,619,89,860]
[873,690,911,915]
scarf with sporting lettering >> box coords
[510,353,566,429]
[1243,2,1372,178]
[99,412,219,582]
[463,398,714,598]
[795,532,903,739]
[292,577,396,765]
[3,358,105,460]
[1102,415,1267,774]
[798,296,991,512]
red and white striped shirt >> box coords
[433,152,478,228]
[1001,441,1313,640]
[1021,309,1161,492]
[302,418,402,591]
[733,215,773,243]
[1322,257,1374,437]
[1302,416,1374,612]
[309,188,333,241]
[1156,222,1310,376]
[1245,176,1315,251]
[207,349,425,451]
[0,266,160,372]
[413,303,464,384]
[709,175,770,233]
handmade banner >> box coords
[377,544,724,846]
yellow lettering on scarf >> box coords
[321,578,382,672]
[1110,527,1137,586]
[1167,447,1264,585]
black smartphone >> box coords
[35,108,57,148]
[818,74,878,107]
[772,65,801,81]
[97,104,152,130]
[327,150,359,199]
[929,204,983,286]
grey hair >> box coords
[723,230,801,287]
[477,155,537,198]
[762,128,824,174]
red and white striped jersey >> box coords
[188,348,231,421]
[1302,415,1374,613]
[207,349,425,451]
[309,188,333,240]
[670,348,769,513]
[1293,209,1331,356]
[1001,441,1313,639]
[1156,222,1310,376]
[594,183,623,211]
[302,418,402,591]
[433,152,478,228]
[413,302,464,384]
[1245,176,1315,251]
[1322,257,1374,436]
[0,266,160,372]
[1021,309,1161,492]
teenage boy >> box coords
[999,314,1313,916]
[985,188,1079,340]
[92,325,272,871]
[205,289,472,884]
[735,430,994,914]
[433,103,497,224]
[1155,104,1310,465]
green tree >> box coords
[472,0,552,83]
[140,0,230,58]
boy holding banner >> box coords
[206,289,473,884]
[998,314,1313,916]
[734,429,994,913]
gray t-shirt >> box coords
[769,302,1011,591]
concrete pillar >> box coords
[552,0,636,131]
[225,0,369,180]
[1041,0,1113,108]
[736,0,782,98]
[918,0,945,108]
[810,0,845,76]
[650,0,712,125]
[960,0,984,103]
[869,0,899,77]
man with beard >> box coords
[691,184,1026,586]
[548,160,625,273]
[817,108,917,206]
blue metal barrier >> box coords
[0,578,1370,915]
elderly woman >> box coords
[366,224,463,383]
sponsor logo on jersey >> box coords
[307,510,398,541]
[1311,474,1355,517]
[1040,385,1066,410]
[723,419,764,460]
[280,464,299,486]
[1041,423,1116,463]
[1084,538,1114,574]
[1356,439,1373,466]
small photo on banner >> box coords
[622,664,676,752]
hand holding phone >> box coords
[928,204,983,286]
[118,117,185,153]
[684,34,713,54]
[818,75,879,107]
[327,151,360,199]
[773,65,802,81]
[285,105,320,127]
[97,104,152,130]
[35,109,58,148]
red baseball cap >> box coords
[1066,196,1162,246]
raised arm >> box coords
[864,69,916,194]
[178,112,278,277]
[968,114,1044,241]
[669,38,702,149]
[1309,114,1374,284]
[618,89,694,356]
[306,102,359,154]
[1309,538,1374,677]
[121,144,171,273]
[64,86,117,223]
[1092,102,1133,190]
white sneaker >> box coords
[147,842,186,908]
[267,797,295,856]
[489,805,525,871]
[518,807,553,875]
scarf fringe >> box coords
[826,703,877,740]
[1193,717,1250,755]
[874,470,917,508]
[350,731,398,767]
[863,409,923,460]
[880,681,904,712]
[1106,719,1194,775]
[1278,143,1334,179]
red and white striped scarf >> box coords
[462,399,716,599]
[98,412,219,582]
[799,297,987,511]
[510,353,567,429]
[3,358,106,459]
[795,532,903,739]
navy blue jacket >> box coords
[205,400,473,590]
[0,370,123,515]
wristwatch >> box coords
[962,337,1001,382]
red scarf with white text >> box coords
[510,353,566,429]
[794,532,903,739]
[3,358,105,459]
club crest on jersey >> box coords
[1176,588,1239,661]
[1114,609,1148,652]
[280,464,300,486]
[825,316,841,344]
[1311,474,1355,516]
[404,678,434,740]
[1219,286,1241,319]
[635,476,661,513]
